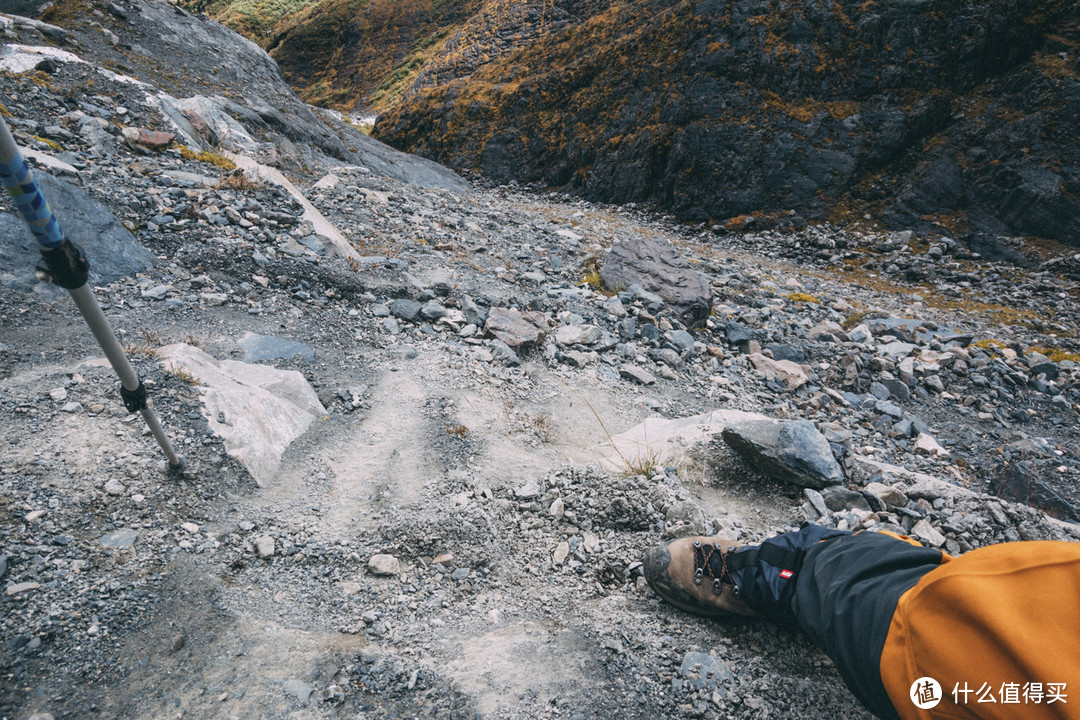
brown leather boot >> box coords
[643,536,760,618]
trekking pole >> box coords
[0,116,184,472]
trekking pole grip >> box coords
[0,117,90,288]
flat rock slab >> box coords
[157,343,326,486]
[237,332,315,363]
[599,236,712,328]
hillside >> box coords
[185,0,580,110]
[375,0,1080,246]
[190,0,1080,247]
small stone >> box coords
[914,433,949,457]
[389,299,422,321]
[911,519,947,547]
[618,364,656,385]
[725,322,753,345]
[254,536,275,559]
[386,345,420,360]
[555,324,602,347]
[25,510,47,522]
[283,678,313,705]
[679,651,733,690]
[171,633,186,652]
[99,530,137,549]
[553,541,570,564]
[432,553,455,566]
[104,478,126,495]
[5,581,41,596]
[515,480,541,500]
[49,387,68,402]
[61,401,83,413]
[864,482,908,508]
[181,522,200,534]
[368,554,401,576]
[820,485,871,512]
[549,498,566,519]
[451,567,470,581]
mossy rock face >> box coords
[196,0,1080,245]
[374,0,1080,246]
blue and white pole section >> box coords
[0,115,183,470]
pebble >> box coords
[254,536,275,559]
[368,554,401,576]
[99,530,137,549]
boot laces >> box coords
[692,540,737,596]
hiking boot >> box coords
[643,536,759,618]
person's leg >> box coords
[645,527,948,719]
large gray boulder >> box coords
[721,418,843,489]
[0,171,154,291]
[600,236,712,328]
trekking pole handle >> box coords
[0,116,89,289]
[0,116,64,249]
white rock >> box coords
[911,519,947,547]
[748,353,809,389]
[914,433,949,457]
[368,554,401,576]
[5,582,41,596]
[49,388,68,402]
[552,542,570,565]
[104,478,126,496]
[156,344,326,486]
[181,522,200,534]
[254,536,275,559]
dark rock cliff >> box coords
[374,0,1080,245]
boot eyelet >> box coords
[693,568,703,585]
[732,585,741,598]
[712,579,722,595]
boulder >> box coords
[990,461,1080,524]
[721,418,843,489]
[0,171,154,290]
[484,307,549,348]
[599,236,712,328]
[157,344,326,486]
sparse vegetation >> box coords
[179,145,237,170]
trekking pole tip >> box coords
[162,457,188,478]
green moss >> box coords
[31,135,62,151]
[1028,346,1080,363]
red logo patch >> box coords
[779,569,794,579]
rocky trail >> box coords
[2,5,1080,720]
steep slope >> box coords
[374,0,1080,246]
[185,0,608,110]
